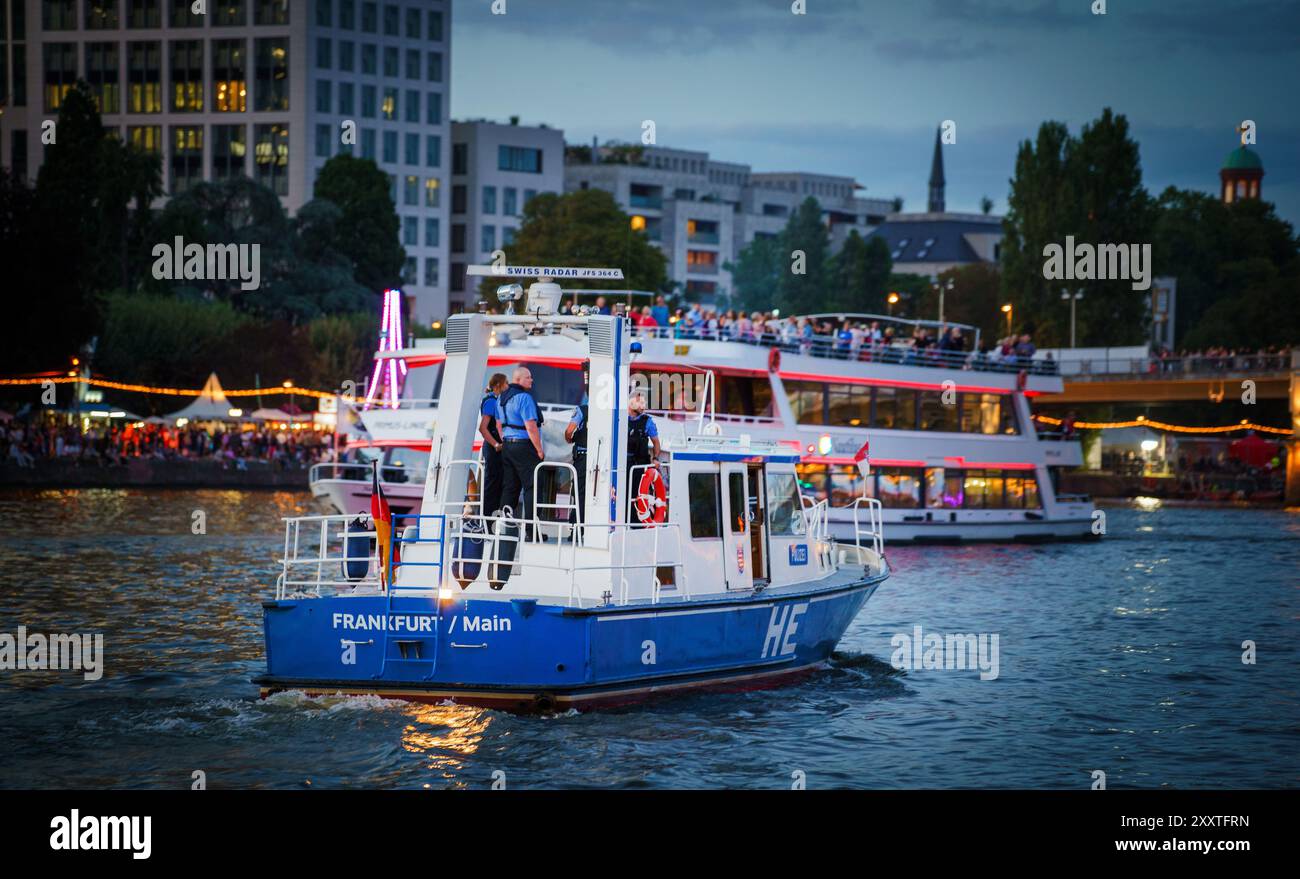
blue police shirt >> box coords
[496,389,540,440]
[480,394,498,418]
[629,413,659,438]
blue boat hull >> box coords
[256,574,881,711]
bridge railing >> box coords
[1061,352,1293,380]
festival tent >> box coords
[1228,431,1280,468]
[165,373,238,422]
[250,407,312,423]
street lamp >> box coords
[887,291,900,317]
[1000,303,1013,336]
[1061,289,1084,348]
[283,380,295,415]
[932,278,954,324]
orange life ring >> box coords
[633,467,668,525]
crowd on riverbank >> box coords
[0,416,332,470]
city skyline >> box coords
[452,0,1299,225]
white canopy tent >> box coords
[165,373,239,422]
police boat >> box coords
[256,266,889,711]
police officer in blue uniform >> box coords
[625,391,661,522]
[565,397,588,524]
[477,373,508,516]
[496,366,545,537]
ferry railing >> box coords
[440,509,687,608]
[309,462,424,484]
[276,513,383,599]
[626,322,1057,376]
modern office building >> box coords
[564,144,895,303]
[448,117,564,312]
[0,0,452,322]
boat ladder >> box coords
[375,513,447,681]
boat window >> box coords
[491,361,583,405]
[919,391,960,432]
[687,472,722,539]
[727,472,746,533]
[717,373,774,419]
[877,467,922,508]
[874,387,917,430]
[784,379,824,425]
[765,471,807,536]
[827,383,870,427]
[925,467,961,509]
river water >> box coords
[0,489,1296,789]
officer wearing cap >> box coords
[625,391,661,521]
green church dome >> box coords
[1223,146,1263,171]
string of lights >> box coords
[1033,414,1291,436]
[0,376,335,400]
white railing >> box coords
[276,513,382,599]
[849,496,885,558]
[309,462,425,485]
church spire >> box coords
[928,127,946,213]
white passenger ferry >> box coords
[313,300,1095,543]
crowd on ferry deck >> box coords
[0,415,331,470]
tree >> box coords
[312,154,405,293]
[1153,187,1300,347]
[1002,110,1153,347]
[776,197,830,314]
[726,234,782,312]
[476,189,668,303]
[914,263,1004,346]
[826,230,893,313]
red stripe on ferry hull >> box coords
[258,661,826,713]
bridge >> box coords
[1036,349,1299,504]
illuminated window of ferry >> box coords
[961,392,1011,435]
[688,473,722,539]
[1005,475,1025,508]
[877,468,921,508]
[795,463,828,503]
[829,465,864,506]
[873,387,917,430]
[717,374,774,419]
[765,472,807,536]
[1023,475,1041,508]
[925,468,961,509]
[827,383,870,427]
[919,390,959,432]
[784,379,824,425]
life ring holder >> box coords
[633,466,668,525]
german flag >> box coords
[371,461,393,587]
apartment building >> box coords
[0,0,452,321]
[447,117,564,312]
[565,144,895,303]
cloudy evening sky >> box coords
[452,0,1299,225]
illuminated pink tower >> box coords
[363,288,408,410]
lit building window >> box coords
[170,126,204,195]
[212,124,247,178]
[170,41,204,112]
[213,40,248,112]
[254,38,289,111]
[42,43,78,113]
[85,43,120,114]
[254,123,289,196]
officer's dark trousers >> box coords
[501,440,540,535]
[482,443,503,516]
[572,451,586,524]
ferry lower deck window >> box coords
[687,473,721,539]
[877,467,922,508]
